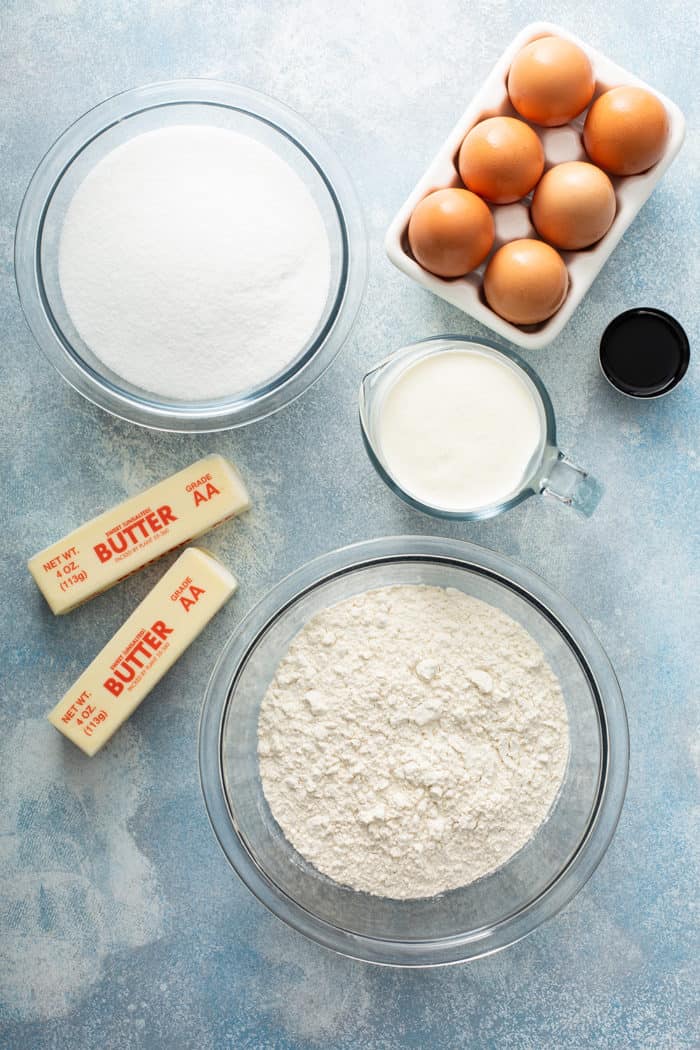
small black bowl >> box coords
[599,308,690,399]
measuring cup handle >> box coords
[540,452,603,517]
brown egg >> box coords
[531,161,616,249]
[507,35,595,126]
[407,188,495,278]
[484,239,568,325]
[458,117,545,204]
[583,86,669,175]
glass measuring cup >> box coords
[359,336,602,521]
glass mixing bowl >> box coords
[199,537,628,966]
[15,80,366,432]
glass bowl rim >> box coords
[198,535,629,967]
[14,78,367,432]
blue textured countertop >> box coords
[1,2,698,1047]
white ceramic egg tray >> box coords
[385,21,685,350]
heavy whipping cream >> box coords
[377,348,544,512]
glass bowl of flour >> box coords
[200,536,629,966]
[15,81,366,431]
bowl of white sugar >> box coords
[199,536,629,966]
[15,81,366,430]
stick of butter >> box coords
[28,454,249,614]
[48,547,237,756]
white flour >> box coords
[58,126,331,401]
[258,585,569,899]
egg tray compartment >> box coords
[385,21,685,350]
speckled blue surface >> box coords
[1,2,698,1047]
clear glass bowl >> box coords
[14,80,366,432]
[199,537,629,967]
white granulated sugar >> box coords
[258,585,570,899]
[58,126,331,401]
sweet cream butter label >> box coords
[48,547,237,756]
[28,454,249,614]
